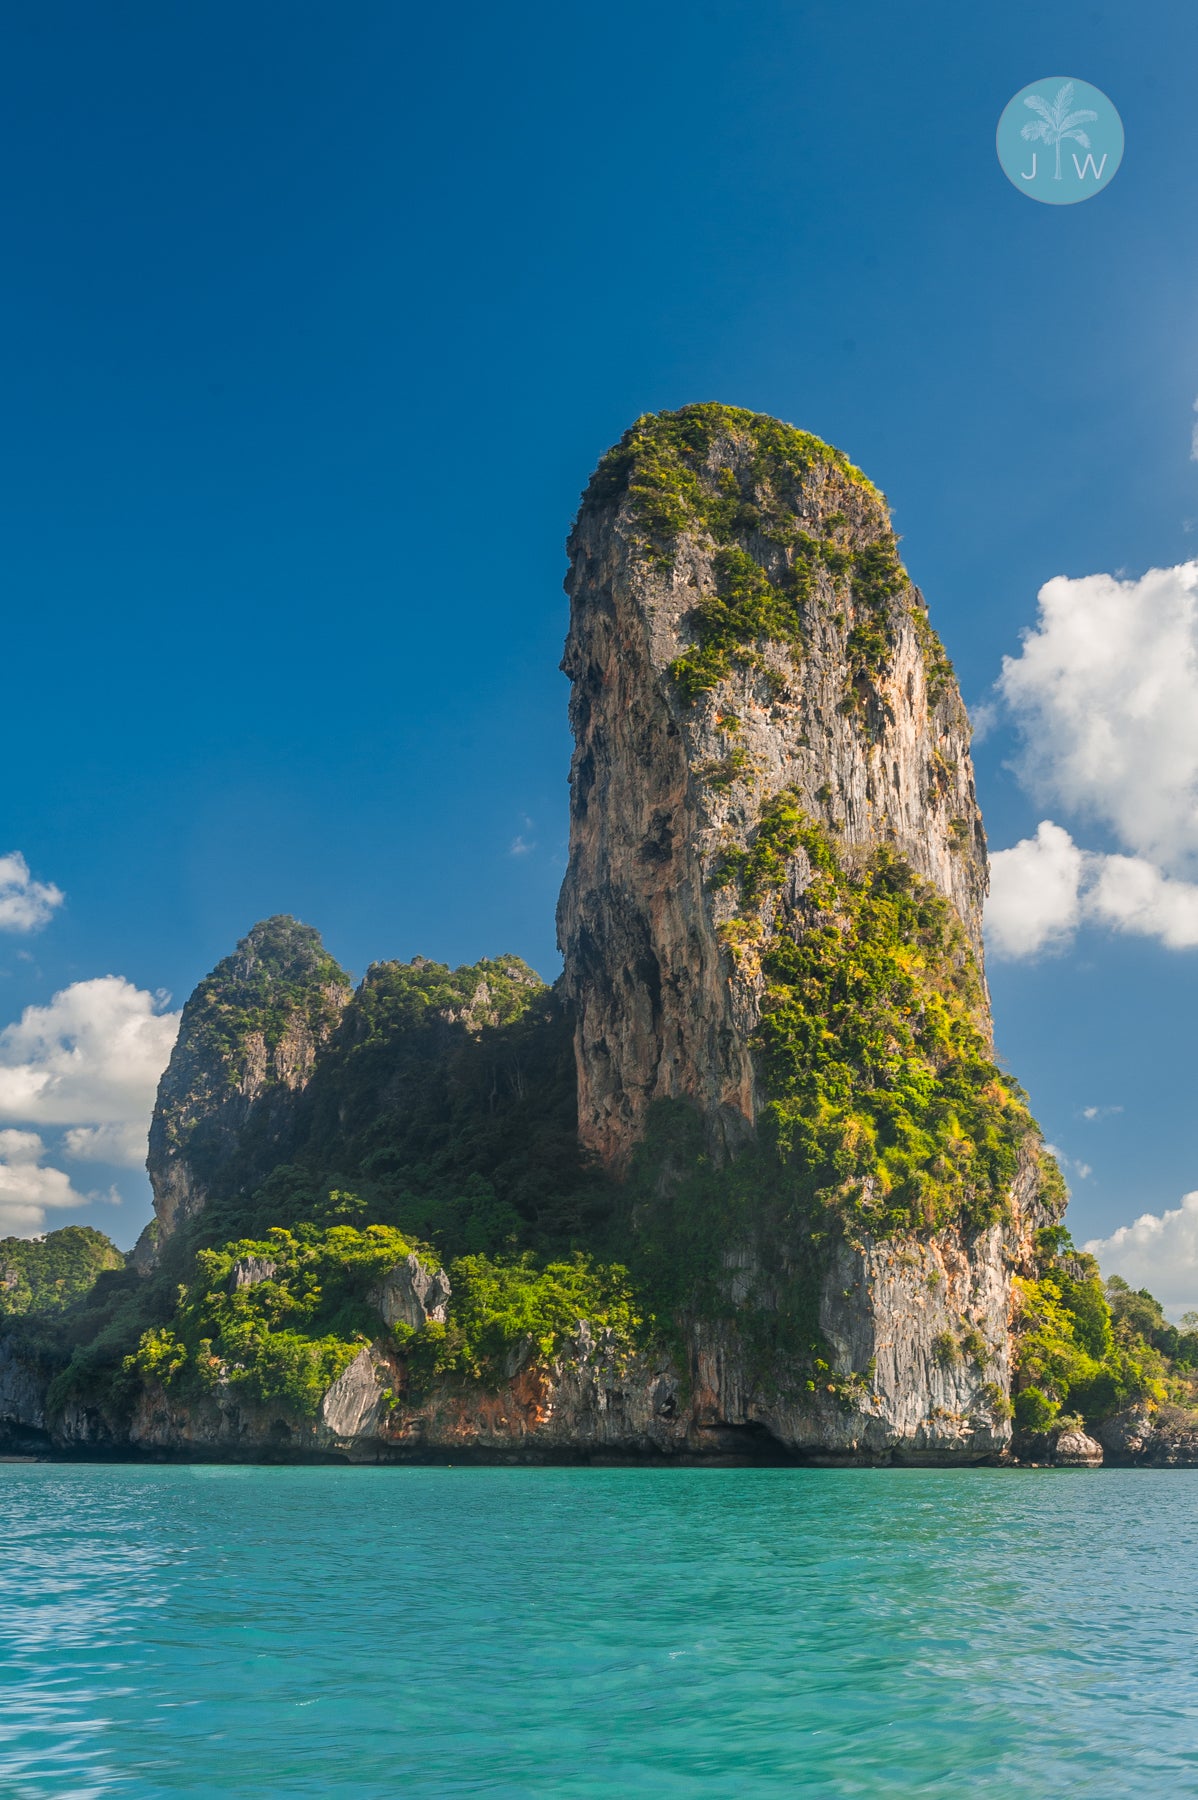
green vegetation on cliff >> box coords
[150,916,356,1201]
[586,403,956,713]
[615,1100,833,1391]
[589,403,879,543]
[845,535,909,692]
[156,942,602,1263]
[1013,1228,1198,1434]
[13,836,1048,1429]
[126,1224,418,1411]
[184,915,350,1069]
[600,807,1047,1392]
[404,1252,642,1388]
[36,946,621,1425]
[718,795,1035,1236]
[235,952,604,1254]
[668,544,807,702]
[121,1223,642,1419]
[0,1227,124,1317]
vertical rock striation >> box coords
[559,404,987,1167]
[557,404,1061,1459]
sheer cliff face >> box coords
[558,405,988,1169]
[554,405,1059,1461]
[139,917,352,1260]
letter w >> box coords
[1072,152,1109,181]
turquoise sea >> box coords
[2,1464,1197,1797]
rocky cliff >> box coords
[548,404,1058,1460]
[2,404,1069,1467]
[134,916,353,1266]
[558,405,987,1167]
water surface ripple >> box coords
[1,1464,1195,1796]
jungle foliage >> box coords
[1013,1226,1198,1434]
[585,403,955,712]
[32,948,624,1423]
[183,915,351,1068]
[13,812,1054,1425]
[0,1227,124,1318]
[400,1252,643,1390]
[116,1225,644,1419]
[718,795,1037,1238]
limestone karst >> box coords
[1,406,1067,1464]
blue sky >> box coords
[2,2,1198,1291]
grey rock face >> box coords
[319,1347,391,1443]
[138,917,352,1263]
[0,1341,46,1435]
[1097,1404,1198,1466]
[231,1256,278,1289]
[56,408,1062,1470]
[1096,1405,1153,1460]
[371,1255,451,1330]
[557,417,987,1170]
[1053,1429,1104,1467]
[551,407,1056,1462]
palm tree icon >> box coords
[1020,81,1098,180]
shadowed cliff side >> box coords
[134,917,353,1267]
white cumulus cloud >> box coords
[985,562,1198,956]
[1086,1194,1198,1313]
[998,561,1198,872]
[0,977,180,1136]
[987,821,1083,958]
[1087,851,1198,947]
[0,1129,89,1236]
[63,1121,153,1168]
[987,821,1198,959]
[0,852,64,935]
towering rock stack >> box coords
[559,404,986,1162]
[557,403,1060,1458]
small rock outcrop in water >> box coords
[1094,1404,1198,1466]
[1052,1428,1104,1467]
[2,405,1075,1467]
